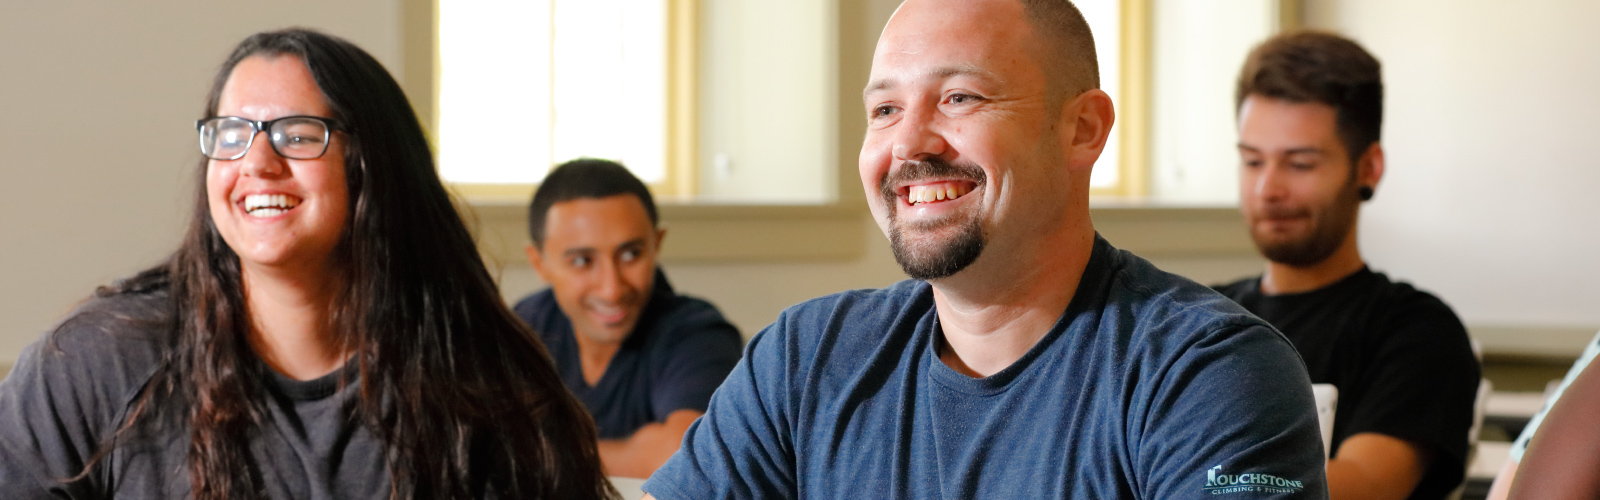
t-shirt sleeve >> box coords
[643,311,796,500]
[0,326,136,498]
[1136,322,1330,499]
[650,301,743,420]
[1341,297,1479,480]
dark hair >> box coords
[527,158,658,248]
[1236,30,1384,163]
[70,29,612,500]
[1018,0,1100,101]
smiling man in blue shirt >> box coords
[641,0,1329,498]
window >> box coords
[432,0,1293,205]
[1145,0,1296,203]
[435,0,833,204]
[437,0,691,200]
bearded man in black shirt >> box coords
[1215,31,1481,500]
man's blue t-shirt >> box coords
[513,269,742,439]
[644,236,1329,499]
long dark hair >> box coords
[74,29,613,499]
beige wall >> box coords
[0,1,405,363]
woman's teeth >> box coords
[908,182,973,205]
[244,194,301,216]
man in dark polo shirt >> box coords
[513,158,742,478]
[1215,31,1481,500]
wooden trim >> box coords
[1114,0,1152,197]
[1276,0,1303,31]
[665,0,700,197]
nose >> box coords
[1249,160,1289,202]
[238,130,287,178]
[594,258,631,303]
[890,103,949,162]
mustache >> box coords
[878,157,987,202]
[1256,205,1311,219]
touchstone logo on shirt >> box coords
[1203,464,1304,495]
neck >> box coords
[573,335,622,386]
[931,217,1095,378]
[241,261,349,381]
[1260,227,1365,295]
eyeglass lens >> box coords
[200,117,331,160]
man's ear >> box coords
[1358,141,1385,199]
[1064,89,1116,171]
[525,243,551,281]
[653,228,668,252]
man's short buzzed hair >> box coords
[1018,0,1101,101]
[1236,31,1384,163]
[527,158,659,248]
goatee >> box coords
[880,158,988,280]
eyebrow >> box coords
[863,64,997,100]
[1237,144,1327,156]
[559,238,648,258]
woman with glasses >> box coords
[0,29,614,499]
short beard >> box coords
[1254,181,1361,267]
[880,158,988,280]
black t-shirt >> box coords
[513,269,743,439]
[1215,268,1481,500]
[0,288,391,499]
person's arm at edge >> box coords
[1325,433,1431,500]
[598,409,703,479]
[1506,359,1600,499]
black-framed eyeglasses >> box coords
[196,115,348,161]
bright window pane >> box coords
[1150,0,1276,202]
[1078,0,1121,189]
[439,0,668,185]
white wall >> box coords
[0,1,404,363]
[696,0,837,203]
[1149,0,1279,203]
[1306,0,1600,330]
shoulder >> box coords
[641,292,743,355]
[651,293,737,334]
[510,288,558,323]
[1211,276,1260,302]
[1369,271,1463,318]
[44,288,171,372]
[1362,271,1471,341]
[1090,246,1306,388]
[772,280,931,335]
[1106,248,1275,342]
[1,288,171,435]
[744,280,933,366]
[510,288,567,342]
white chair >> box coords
[1311,383,1338,459]
[609,476,648,500]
